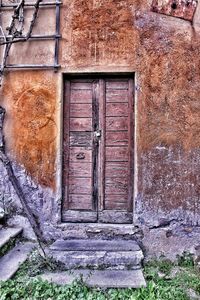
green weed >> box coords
[0,238,17,258]
[15,249,65,278]
[177,252,194,268]
[0,277,190,300]
[1,253,200,300]
[145,257,174,276]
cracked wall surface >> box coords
[1,71,57,190]
[0,0,200,257]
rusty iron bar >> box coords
[0,34,61,45]
[0,0,26,80]
[0,0,59,79]
[0,0,26,82]
[0,34,61,39]
[54,0,60,70]
[0,0,62,70]
[0,1,62,9]
[2,64,60,69]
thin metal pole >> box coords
[0,0,62,71]
[3,64,60,69]
[54,0,60,70]
[0,1,62,9]
[0,34,61,45]
[0,34,61,39]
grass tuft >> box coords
[0,252,200,299]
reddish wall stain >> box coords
[60,0,142,67]
[60,0,200,153]
[1,71,57,190]
[1,0,200,223]
[60,0,200,220]
[137,21,200,152]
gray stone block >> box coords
[40,269,146,288]
[48,249,144,270]
[0,227,22,249]
[56,223,142,241]
[0,242,35,281]
[50,239,140,252]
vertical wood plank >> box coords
[63,80,71,210]
[63,79,95,216]
[127,78,134,212]
[98,79,106,211]
[92,80,99,211]
[103,78,134,216]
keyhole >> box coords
[171,2,177,9]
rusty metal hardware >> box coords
[76,152,85,160]
[94,130,101,138]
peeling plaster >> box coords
[0,0,200,257]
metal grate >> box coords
[0,0,61,71]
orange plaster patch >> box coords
[2,71,57,190]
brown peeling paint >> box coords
[60,0,141,67]
[1,71,57,190]
[140,44,200,151]
[58,0,200,225]
[1,0,200,230]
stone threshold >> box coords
[54,222,142,241]
[40,269,146,288]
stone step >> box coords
[48,249,143,270]
[50,239,140,252]
[48,239,144,270]
[0,242,35,281]
[0,227,23,250]
[56,223,143,240]
[40,269,146,288]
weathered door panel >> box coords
[98,79,134,224]
[63,77,134,224]
[63,80,97,222]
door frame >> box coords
[60,72,136,224]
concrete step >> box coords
[50,239,140,252]
[48,239,144,270]
[40,269,146,288]
[0,242,35,281]
[0,227,23,250]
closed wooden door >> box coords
[62,77,134,223]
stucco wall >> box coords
[0,0,200,257]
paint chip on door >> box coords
[151,0,198,21]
